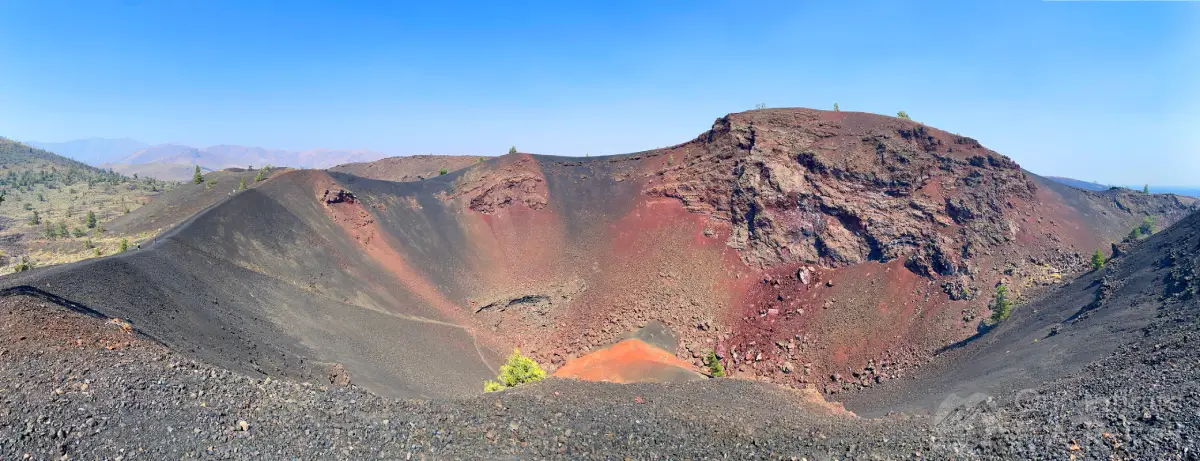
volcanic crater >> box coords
[3,108,1199,458]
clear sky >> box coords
[1,0,1197,185]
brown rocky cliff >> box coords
[647,108,1040,277]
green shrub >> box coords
[1143,184,1149,194]
[192,165,203,184]
[897,111,911,120]
[1091,249,1105,271]
[989,284,1012,323]
[483,348,546,392]
[118,238,129,253]
[704,351,725,378]
[86,210,97,229]
[439,168,448,176]
[508,146,517,155]
[28,210,39,225]
[13,256,33,272]
[1138,216,1156,236]
[255,165,272,182]
[239,177,247,191]
[833,102,840,112]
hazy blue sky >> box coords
[1,1,1197,185]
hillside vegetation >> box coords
[0,138,174,273]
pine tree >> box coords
[897,111,911,120]
[1091,249,1105,270]
[86,210,97,229]
[1143,184,1150,194]
[254,165,271,182]
[833,102,840,112]
[989,285,1012,323]
[704,351,726,377]
[508,146,518,155]
[192,165,203,184]
[238,177,246,190]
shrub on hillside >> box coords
[192,165,203,184]
[483,349,546,392]
[704,350,725,378]
[508,146,517,155]
[86,210,97,229]
[255,165,272,182]
[989,284,1012,323]
[118,238,129,253]
[439,168,448,176]
[1091,249,1105,271]
[897,111,911,120]
[1139,216,1156,236]
[13,256,33,272]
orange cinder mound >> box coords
[553,338,703,383]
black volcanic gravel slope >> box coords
[844,209,1200,418]
[0,182,498,399]
[1,210,1199,459]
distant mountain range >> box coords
[28,138,149,166]
[28,138,386,181]
[1045,176,1200,198]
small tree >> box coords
[1091,249,1105,271]
[118,238,129,253]
[1139,216,1156,236]
[1143,184,1150,194]
[897,111,911,120]
[255,165,272,182]
[29,210,40,225]
[704,351,725,378]
[439,168,448,176]
[483,348,546,392]
[58,222,69,238]
[833,102,840,112]
[239,177,247,191]
[72,227,86,238]
[508,146,517,155]
[989,284,1012,323]
[86,210,96,229]
[43,222,57,239]
[192,165,203,184]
